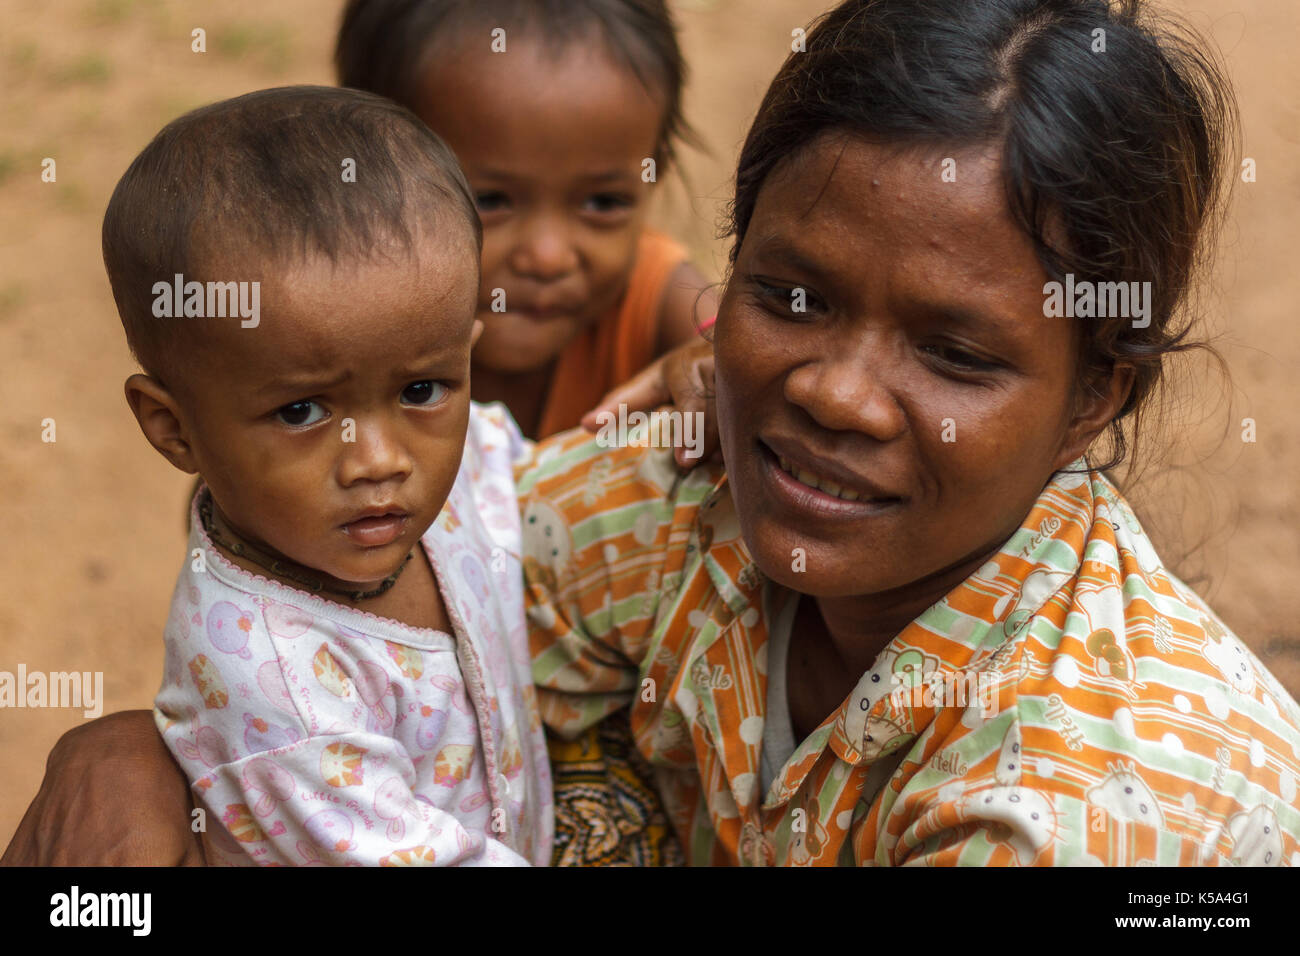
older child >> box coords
[105,86,550,866]
[336,0,716,439]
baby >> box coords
[103,86,551,866]
[336,0,717,438]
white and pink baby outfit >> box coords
[154,403,552,866]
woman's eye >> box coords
[276,400,326,427]
[583,193,632,216]
[923,344,998,373]
[401,381,447,406]
[475,191,510,213]
[754,280,822,317]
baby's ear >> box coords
[469,318,485,350]
[123,374,200,474]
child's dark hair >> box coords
[103,85,480,387]
[725,0,1237,472]
[336,0,694,169]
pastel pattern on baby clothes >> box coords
[155,402,552,867]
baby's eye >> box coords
[401,381,447,406]
[583,193,633,216]
[276,400,326,427]
[475,191,510,214]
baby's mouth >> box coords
[341,512,408,548]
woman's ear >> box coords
[1052,362,1136,471]
[469,318,485,350]
[123,374,200,475]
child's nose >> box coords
[336,419,413,486]
[509,217,578,281]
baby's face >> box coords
[179,228,479,588]
[418,36,665,373]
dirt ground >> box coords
[1,0,1296,848]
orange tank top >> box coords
[535,229,689,439]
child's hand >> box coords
[580,337,718,469]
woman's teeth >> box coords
[777,455,862,501]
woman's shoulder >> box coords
[515,425,725,591]
[517,420,723,504]
[920,466,1300,863]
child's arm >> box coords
[180,730,530,867]
[654,260,719,354]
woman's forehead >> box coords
[741,136,1047,312]
[751,135,1010,237]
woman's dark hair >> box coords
[336,0,696,169]
[725,0,1237,472]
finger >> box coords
[673,357,716,469]
[580,362,670,432]
[700,358,720,461]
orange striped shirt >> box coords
[520,421,1300,865]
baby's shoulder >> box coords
[466,401,529,468]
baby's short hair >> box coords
[103,85,480,386]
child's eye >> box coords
[401,381,447,406]
[475,191,510,213]
[582,193,633,216]
[276,400,326,427]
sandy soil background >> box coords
[1,0,1296,848]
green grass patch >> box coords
[53,53,113,86]
[211,21,293,74]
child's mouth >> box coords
[512,306,573,322]
[341,513,408,548]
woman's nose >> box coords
[783,346,908,441]
[336,417,413,488]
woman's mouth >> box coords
[775,454,866,501]
[761,443,903,516]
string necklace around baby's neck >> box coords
[197,489,412,602]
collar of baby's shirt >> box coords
[186,486,457,651]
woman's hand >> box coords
[1,709,204,866]
[580,336,719,469]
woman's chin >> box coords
[741,522,882,598]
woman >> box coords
[7,0,1299,866]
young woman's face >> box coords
[418,36,664,374]
[715,136,1107,599]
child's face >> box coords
[174,229,480,588]
[418,37,666,373]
